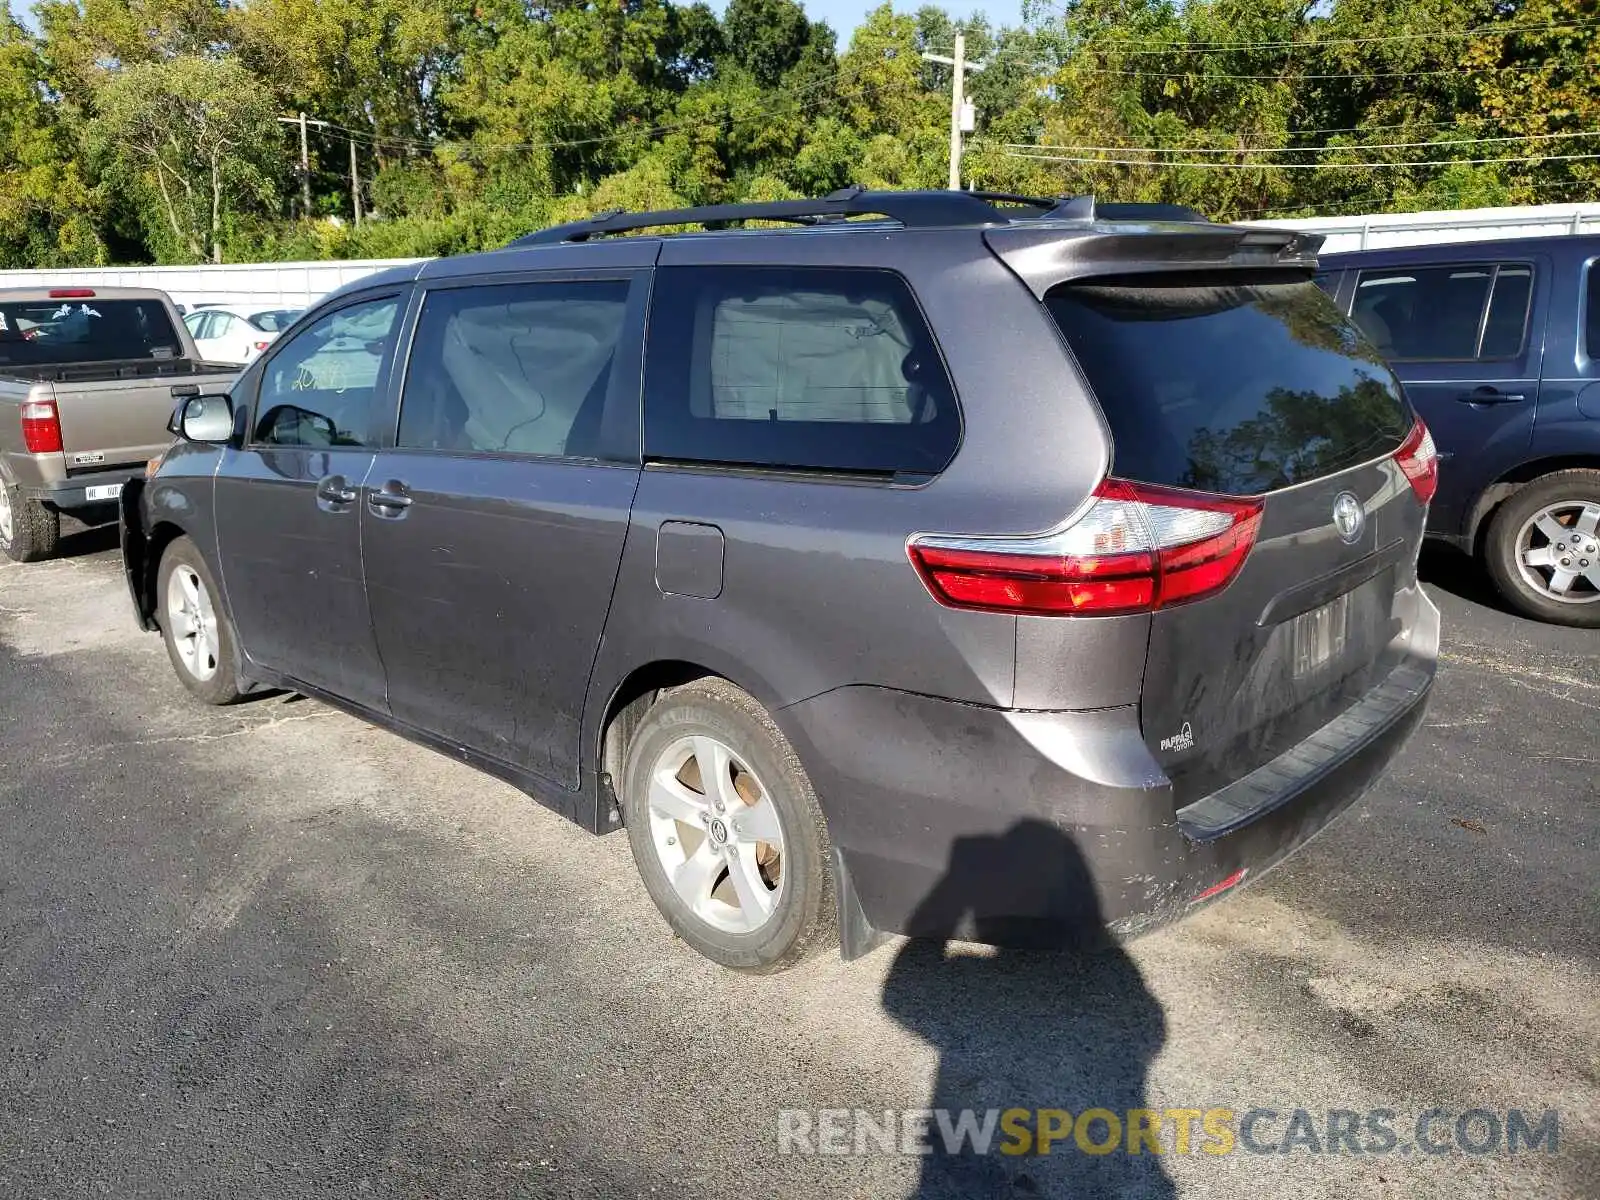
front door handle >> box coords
[367,481,413,516]
[316,475,358,506]
[1457,387,1527,405]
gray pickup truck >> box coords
[0,286,238,562]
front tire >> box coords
[1484,470,1600,628]
[157,537,245,704]
[0,482,61,563]
[620,678,836,972]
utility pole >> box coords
[297,112,311,218]
[922,31,984,191]
[947,31,964,191]
[278,114,331,219]
[349,135,361,228]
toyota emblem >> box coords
[1332,492,1365,544]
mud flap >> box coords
[834,847,890,962]
[118,479,157,632]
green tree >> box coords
[0,17,102,267]
[723,0,813,87]
[88,56,284,263]
[34,0,236,102]
[1466,0,1600,204]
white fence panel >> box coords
[0,259,424,311]
[1251,202,1600,253]
[1,201,1596,308]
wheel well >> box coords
[1468,456,1600,555]
[597,661,721,806]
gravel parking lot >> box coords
[1,524,1595,1199]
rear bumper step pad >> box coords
[1177,656,1433,842]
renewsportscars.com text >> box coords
[776,1107,1560,1158]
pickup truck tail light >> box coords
[21,400,63,454]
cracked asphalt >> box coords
[0,524,1595,1199]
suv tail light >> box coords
[20,400,63,454]
[252,340,270,352]
[1393,419,1438,504]
[908,479,1264,617]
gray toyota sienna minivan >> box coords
[121,189,1440,972]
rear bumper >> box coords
[21,466,143,513]
[783,593,1439,950]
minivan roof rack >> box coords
[511,187,1211,246]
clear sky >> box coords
[782,0,1029,39]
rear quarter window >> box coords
[1045,273,1410,496]
[1351,262,1533,361]
[643,266,961,477]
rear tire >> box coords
[0,483,61,563]
[620,678,836,972]
[1483,470,1600,628]
[157,537,245,704]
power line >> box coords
[1052,61,1563,82]
[1000,149,1600,170]
[1014,11,1600,53]
[1259,116,1553,137]
[922,42,1581,81]
[1000,129,1600,156]
[299,59,875,158]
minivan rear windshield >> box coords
[0,298,184,366]
[1045,274,1410,496]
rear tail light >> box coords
[47,288,95,298]
[253,340,269,352]
[908,478,1264,617]
[1393,419,1438,504]
[20,400,63,454]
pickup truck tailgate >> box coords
[51,375,198,470]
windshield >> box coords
[249,309,302,333]
[0,298,184,366]
[1045,273,1411,495]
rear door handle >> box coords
[367,481,413,516]
[316,475,358,506]
[1457,387,1527,405]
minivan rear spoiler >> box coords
[984,225,1326,299]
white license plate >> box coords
[1292,592,1350,677]
[84,483,123,502]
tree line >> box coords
[2,0,1595,268]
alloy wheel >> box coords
[165,563,221,680]
[645,734,786,935]
[1514,501,1600,605]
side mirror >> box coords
[169,393,234,443]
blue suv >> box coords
[1320,235,1600,626]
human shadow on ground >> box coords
[880,819,1178,1200]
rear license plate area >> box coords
[84,483,123,502]
[1292,592,1350,678]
